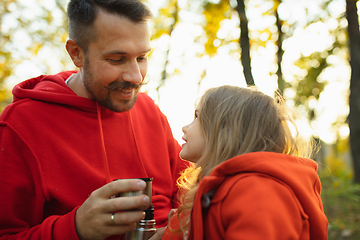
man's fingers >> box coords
[94,211,144,237]
[74,179,150,240]
[97,179,147,199]
[106,194,150,212]
[109,211,146,226]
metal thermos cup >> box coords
[116,178,153,203]
[115,178,156,240]
[123,204,157,240]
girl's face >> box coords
[180,109,206,163]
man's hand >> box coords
[75,179,151,240]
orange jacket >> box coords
[163,152,328,240]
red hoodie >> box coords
[163,152,328,240]
[0,71,188,240]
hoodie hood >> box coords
[11,71,118,183]
[12,71,109,114]
[190,151,328,240]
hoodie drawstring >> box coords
[128,111,156,195]
[97,102,111,183]
[128,111,149,178]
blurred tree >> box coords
[151,0,180,94]
[274,0,284,93]
[202,0,255,85]
[292,51,328,120]
[346,0,360,184]
[284,0,349,149]
[152,0,338,125]
[189,0,255,85]
[236,0,254,86]
[0,0,71,111]
[184,0,299,89]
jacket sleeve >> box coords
[161,212,186,240]
[217,175,308,240]
[0,124,80,240]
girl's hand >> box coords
[149,208,177,240]
[168,208,177,219]
[149,227,166,240]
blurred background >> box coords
[1,0,359,238]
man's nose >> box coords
[121,61,143,84]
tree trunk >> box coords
[346,0,360,184]
[236,0,255,86]
[275,1,284,94]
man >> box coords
[0,0,188,239]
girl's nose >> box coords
[182,124,189,133]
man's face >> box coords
[80,10,151,112]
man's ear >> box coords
[66,39,84,67]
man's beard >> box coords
[82,58,143,112]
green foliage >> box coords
[201,0,232,56]
[249,0,281,49]
[321,174,360,239]
[287,4,349,134]
[291,51,328,120]
[293,52,327,100]
[320,138,360,239]
[151,0,179,40]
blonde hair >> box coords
[173,85,315,233]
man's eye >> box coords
[137,55,148,61]
[107,59,124,64]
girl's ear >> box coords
[66,39,85,68]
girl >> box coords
[162,85,328,240]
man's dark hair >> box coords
[67,0,152,52]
